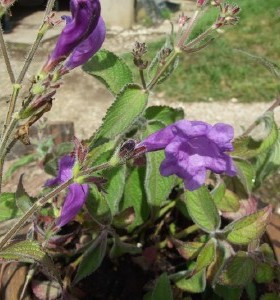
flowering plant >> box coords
[0,0,279,298]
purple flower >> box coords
[138,120,236,191]
[46,155,89,227]
[64,16,106,70]
[44,0,104,72]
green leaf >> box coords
[110,234,141,258]
[86,186,112,224]
[144,121,176,214]
[104,165,126,216]
[218,252,256,287]
[254,130,280,188]
[4,154,38,180]
[214,285,243,300]
[224,206,272,245]
[260,293,280,300]
[175,268,206,293]
[0,193,21,221]
[92,84,148,147]
[185,186,221,233]
[74,232,107,284]
[16,175,33,213]
[0,240,61,284]
[195,238,216,273]
[83,49,133,95]
[216,189,240,213]
[211,181,226,206]
[255,263,275,283]
[144,273,173,300]
[121,167,150,231]
[145,105,184,125]
[232,112,278,159]
[173,239,205,260]
[234,158,256,194]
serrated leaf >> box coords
[121,166,150,231]
[255,263,275,283]
[104,165,126,216]
[4,154,38,180]
[218,252,256,287]
[224,206,272,245]
[16,175,34,213]
[173,239,205,260]
[0,241,61,284]
[234,158,256,193]
[175,268,206,293]
[74,232,107,284]
[0,193,21,221]
[195,238,216,273]
[83,49,133,95]
[185,186,221,233]
[144,273,173,300]
[144,121,176,215]
[145,105,184,125]
[233,112,278,159]
[91,84,148,148]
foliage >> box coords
[0,0,279,299]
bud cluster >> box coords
[159,48,172,66]
[132,41,149,70]
[214,2,240,28]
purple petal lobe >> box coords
[140,119,236,190]
[56,183,89,227]
[65,16,106,70]
[44,0,101,71]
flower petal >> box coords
[65,16,106,70]
[207,123,234,151]
[45,155,74,187]
[56,183,89,227]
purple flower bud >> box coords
[64,16,106,70]
[138,120,236,191]
[43,0,102,72]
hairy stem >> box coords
[139,69,147,89]
[174,224,200,239]
[0,178,73,250]
[147,49,180,91]
[3,84,21,134]
[0,158,3,194]
[177,10,200,48]
[0,24,15,84]
[0,161,111,249]
[242,96,280,136]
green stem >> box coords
[0,117,18,160]
[157,200,176,219]
[242,96,280,137]
[139,69,147,89]
[3,84,21,134]
[147,49,180,91]
[0,178,73,250]
[184,26,215,50]
[0,161,111,250]
[174,224,200,240]
[0,24,15,84]
[0,158,3,194]
[177,10,200,48]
